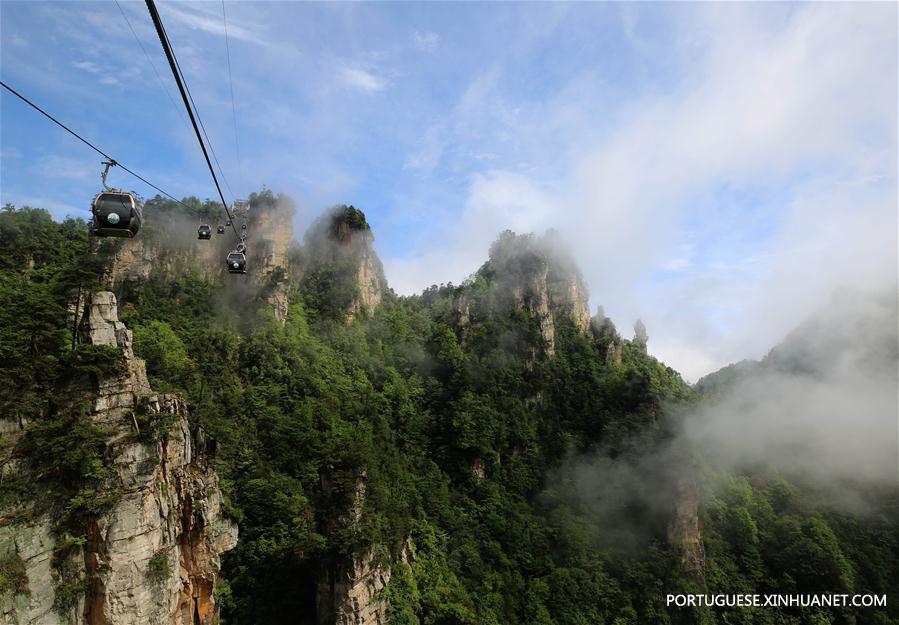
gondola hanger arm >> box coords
[101,159,119,191]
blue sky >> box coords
[1,1,896,380]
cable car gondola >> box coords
[241,222,247,230]
[217,225,226,234]
[226,220,231,226]
[226,250,247,274]
[90,160,142,238]
[198,224,212,240]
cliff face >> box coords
[467,231,592,355]
[104,226,223,285]
[105,199,388,324]
[83,291,238,625]
[82,401,236,625]
[509,263,557,355]
[547,268,591,336]
[105,197,294,322]
[317,551,391,625]
[349,238,385,320]
[0,292,237,625]
[0,506,60,625]
[316,468,411,625]
[249,202,293,322]
[667,478,706,580]
[303,206,386,321]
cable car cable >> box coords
[154,5,236,203]
[113,0,189,130]
[222,0,241,169]
[144,0,239,238]
[146,0,238,227]
[170,49,237,202]
[0,80,193,211]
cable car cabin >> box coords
[217,225,226,234]
[90,191,142,237]
[241,223,247,230]
[226,251,247,274]
[226,220,231,226]
[198,225,212,240]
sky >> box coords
[1,1,896,381]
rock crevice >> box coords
[0,292,237,625]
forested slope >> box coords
[0,197,896,625]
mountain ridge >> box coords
[1,198,896,625]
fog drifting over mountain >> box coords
[549,288,898,554]
[382,3,897,381]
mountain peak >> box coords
[301,205,386,321]
[462,230,592,355]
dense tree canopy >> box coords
[0,203,896,625]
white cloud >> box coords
[0,148,22,161]
[384,170,558,292]
[412,30,440,51]
[72,59,137,88]
[338,66,388,93]
[31,155,94,182]
[382,3,897,379]
[159,2,268,47]
[402,65,506,171]
[72,60,100,73]
[3,1,894,382]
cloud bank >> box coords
[383,3,897,380]
[549,288,898,553]
[1,2,895,381]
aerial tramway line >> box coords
[1,0,249,274]
[144,0,248,274]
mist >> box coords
[685,289,898,489]
[378,2,898,382]
[548,287,898,554]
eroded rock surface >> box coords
[457,230,592,356]
[317,550,391,625]
[667,477,706,580]
[0,523,61,625]
[83,292,237,625]
[317,466,412,625]
[105,199,294,322]
[0,292,236,625]
[304,206,386,321]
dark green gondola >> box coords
[90,161,141,238]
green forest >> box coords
[0,197,897,625]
